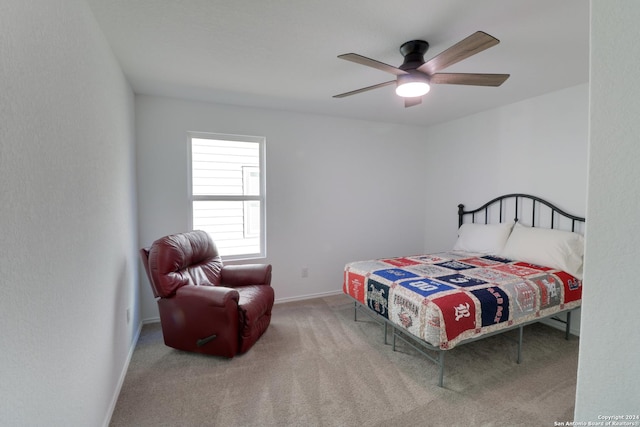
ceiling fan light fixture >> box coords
[395,74,430,97]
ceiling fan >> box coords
[333,31,510,108]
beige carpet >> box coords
[110,294,578,426]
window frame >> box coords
[187,131,266,261]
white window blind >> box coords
[189,133,265,259]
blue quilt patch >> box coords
[482,255,512,263]
[367,279,390,318]
[398,278,455,298]
[471,287,510,326]
[435,260,475,271]
[437,273,487,288]
[373,268,419,282]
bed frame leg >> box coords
[517,326,523,364]
[565,310,572,340]
[391,324,396,349]
[438,351,445,388]
[384,322,388,345]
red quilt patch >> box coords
[382,257,421,267]
[344,271,366,303]
[432,292,476,341]
[555,271,582,303]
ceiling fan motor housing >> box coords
[399,40,429,71]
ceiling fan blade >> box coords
[404,97,422,108]
[430,73,510,86]
[338,53,408,76]
[418,31,500,75]
[333,80,396,98]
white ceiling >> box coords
[86,0,589,128]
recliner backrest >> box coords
[146,230,223,298]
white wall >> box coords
[0,1,137,426]
[136,96,429,320]
[574,1,640,420]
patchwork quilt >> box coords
[343,251,582,350]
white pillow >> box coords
[499,222,584,278]
[453,222,514,254]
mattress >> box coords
[343,251,582,350]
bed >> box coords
[343,193,585,387]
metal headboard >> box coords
[458,193,585,232]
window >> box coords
[188,132,266,260]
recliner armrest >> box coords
[174,284,240,307]
[221,264,272,287]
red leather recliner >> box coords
[139,230,275,357]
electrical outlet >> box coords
[301,267,309,278]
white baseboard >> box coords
[540,316,581,337]
[274,289,343,304]
[102,321,143,427]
